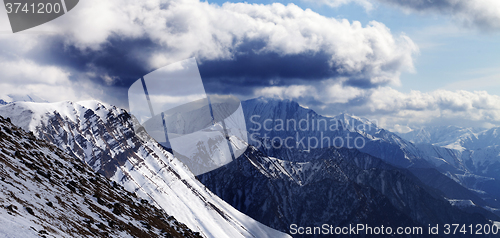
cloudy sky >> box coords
[0,0,499,131]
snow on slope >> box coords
[0,115,201,238]
[0,101,289,238]
[398,126,477,147]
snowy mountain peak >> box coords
[0,100,123,134]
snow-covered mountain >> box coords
[0,101,289,238]
[140,96,248,176]
[0,115,201,238]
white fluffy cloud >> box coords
[2,0,496,130]
[367,88,500,114]
[0,57,98,103]
[0,34,103,103]
[0,0,418,107]
[378,89,500,129]
[0,59,69,85]
[254,78,369,105]
[0,57,72,102]
[255,85,318,100]
[268,83,500,129]
[41,0,417,85]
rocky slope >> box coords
[0,115,201,238]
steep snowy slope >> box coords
[0,115,201,238]
[0,101,289,238]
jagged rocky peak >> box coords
[0,100,133,175]
[0,115,202,238]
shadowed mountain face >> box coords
[198,146,497,237]
[0,115,201,238]
[199,147,416,236]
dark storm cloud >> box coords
[27,35,156,88]
[199,41,335,81]
[23,35,393,100]
[199,43,340,95]
[26,36,336,98]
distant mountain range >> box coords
[397,125,500,211]
[239,98,500,212]
[198,97,500,237]
[200,146,498,237]
[241,97,428,168]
